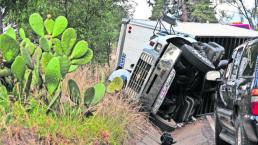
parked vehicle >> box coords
[208,38,258,145]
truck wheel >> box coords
[235,117,256,145]
[149,113,176,132]
[180,44,215,72]
[215,113,230,145]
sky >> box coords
[133,1,152,19]
[133,0,254,24]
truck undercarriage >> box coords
[125,36,225,130]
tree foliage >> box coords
[3,0,134,64]
[187,0,217,23]
[149,0,217,23]
[149,0,164,20]
[0,0,33,33]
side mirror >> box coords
[217,60,229,69]
[206,71,221,81]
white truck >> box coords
[114,14,258,131]
[115,18,258,72]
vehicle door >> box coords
[217,46,244,130]
[226,46,244,109]
[237,40,258,115]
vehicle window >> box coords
[239,41,258,77]
[229,47,243,80]
[224,49,238,79]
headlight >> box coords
[155,43,162,52]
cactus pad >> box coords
[5,27,16,40]
[11,56,26,82]
[21,46,33,69]
[45,57,61,95]
[61,28,77,55]
[39,37,50,52]
[84,87,95,106]
[44,18,55,35]
[107,77,124,93]
[29,13,44,37]
[0,68,11,77]
[19,28,26,40]
[0,34,20,63]
[70,40,89,60]
[59,56,70,78]
[68,79,81,105]
[52,16,68,37]
[71,49,93,65]
[52,38,63,55]
[91,83,106,105]
[68,65,79,73]
[41,52,53,74]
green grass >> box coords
[0,100,128,145]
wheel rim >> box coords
[237,126,242,145]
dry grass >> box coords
[60,55,151,144]
[0,48,152,144]
[95,93,148,144]
[61,64,150,144]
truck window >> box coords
[239,41,258,76]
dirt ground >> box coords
[172,118,215,145]
[138,116,215,145]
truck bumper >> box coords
[242,114,258,142]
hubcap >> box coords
[237,126,242,145]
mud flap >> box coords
[175,96,195,122]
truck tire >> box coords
[235,117,256,145]
[180,44,215,72]
[215,113,230,145]
[149,113,176,132]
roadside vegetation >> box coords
[0,12,147,144]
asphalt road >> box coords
[138,116,215,145]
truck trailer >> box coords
[115,18,258,72]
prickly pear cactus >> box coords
[0,34,20,63]
[0,12,94,113]
[68,79,81,105]
[11,56,26,82]
[52,16,68,37]
[29,13,45,37]
[107,77,124,93]
[19,28,26,40]
[67,79,106,107]
[61,28,76,55]
[44,15,54,35]
[89,83,106,105]
[45,57,61,95]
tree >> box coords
[187,0,217,23]
[149,0,217,22]
[4,0,134,64]
[149,0,165,20]
[0,0,32,33]
[227,0,258,29]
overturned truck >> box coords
[126,35,224,129]
[115,15,258,131]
